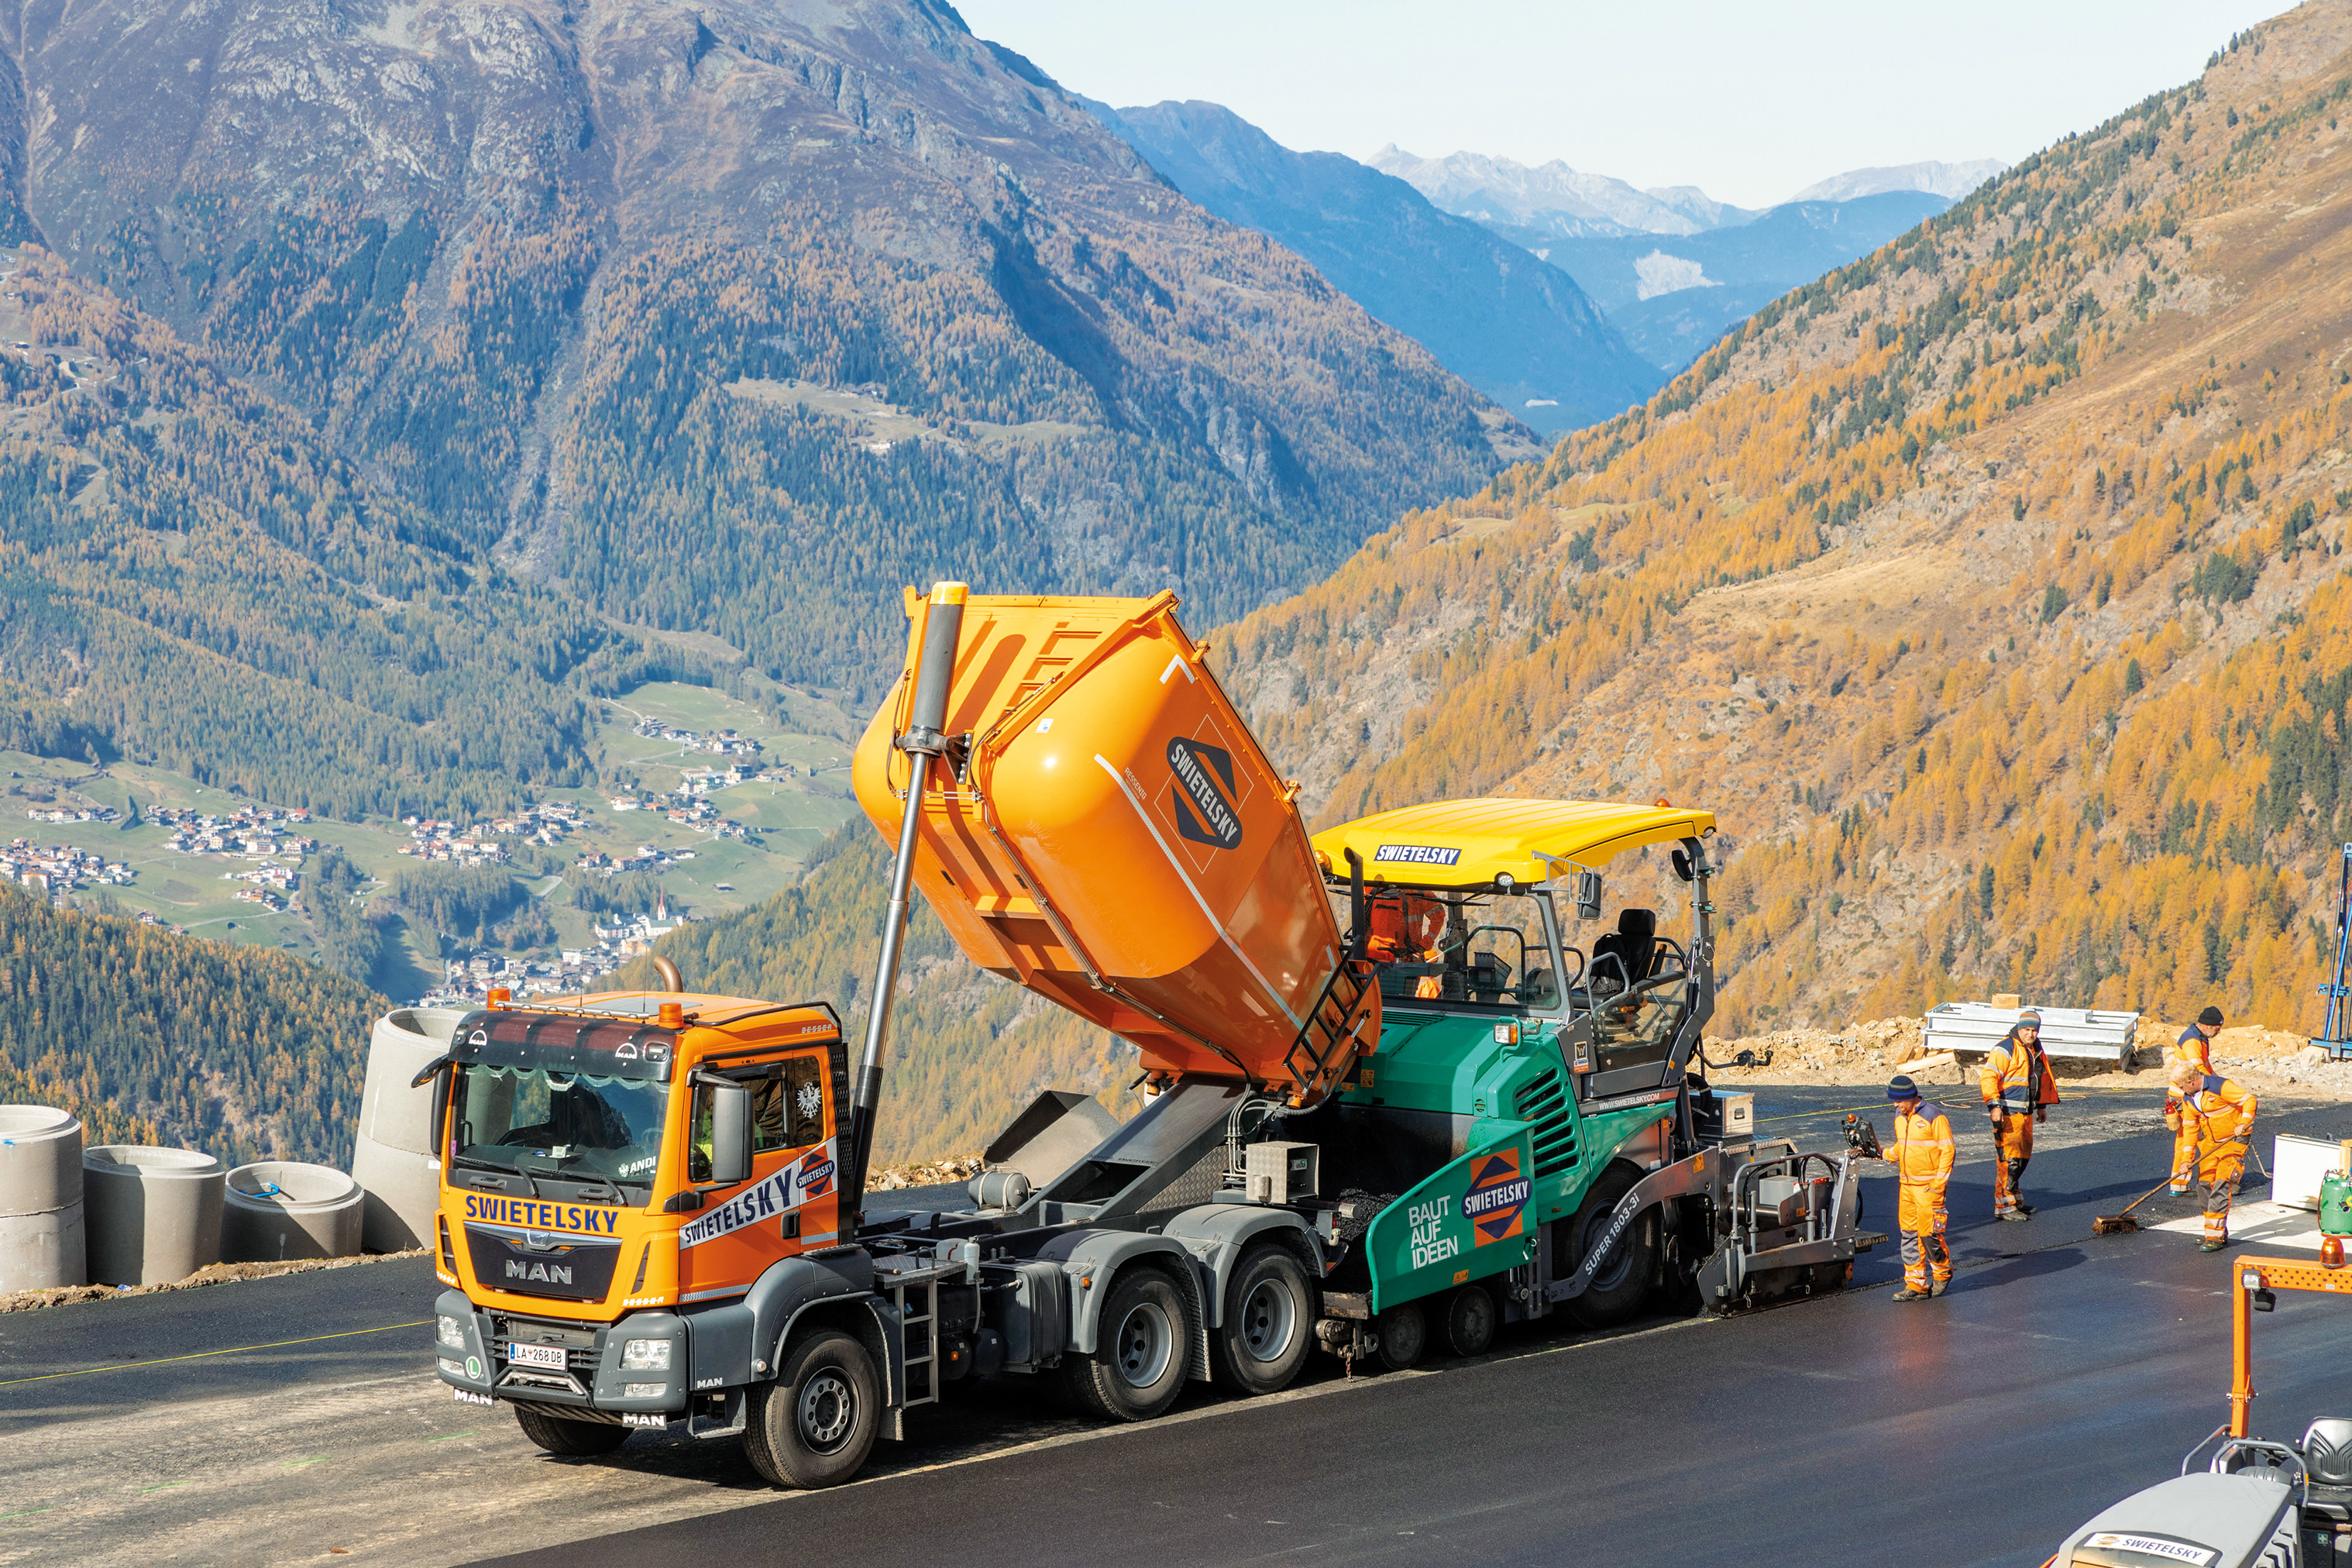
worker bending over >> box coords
[1979,1009,2060,1221]
[2165,1006,2224,1195]
[2170,1059,2257,1251]
[1882,1074,1954,1302]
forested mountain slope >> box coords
[0,253,662,816]
[1092,99,1662,432]
[1213,5,2352,1037]
[1,0,1528,702]
[0,889,383,1164]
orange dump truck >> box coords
[425,585,1864,1490]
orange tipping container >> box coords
[851,588,1377,1106]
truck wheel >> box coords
[1559,1164,1659,1329]
[1443,1285,1497,1357]
[1374,1302,1425,1370]
[744,1330,879,1489]
[1063,1267,1191,1422]
[1210,1245,1314,1395]
[514,1405,630,1456]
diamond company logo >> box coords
[1463,1147,1531,1246]
[1166,735,1243,851]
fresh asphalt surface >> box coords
[6,1082,2347,1566]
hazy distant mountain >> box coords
[1543,191,1951,370]
[1791,159,2007,203]
[1093,102,1662,432]
[1370,146,1753,238]
[1375,144,1968,372]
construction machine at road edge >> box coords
[416,586,1880,1486]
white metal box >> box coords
[1245,1142,1319,1203]
[2273,1133,2350,1211]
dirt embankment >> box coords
[1701,1017,2345,1098]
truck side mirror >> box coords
[1575,870,1604,921]
[1671,848,1694,883]
[710,1083,754,1186]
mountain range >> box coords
[1375,148,1997,371]
[0,0,1528,750]
[1086,99,1662,432]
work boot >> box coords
[2013,1202,2035,1216]
[1891,1287,1931,1302]
[1998,1210,2031,1222]
[2200,1239,2227,1252]
[1929,1279,1950,1297]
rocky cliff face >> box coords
[2,0,1524,691]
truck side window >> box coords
[690,1053,828,1178]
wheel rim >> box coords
[1237,1276,1298,1364]
[797,1368,856,1453]
[1112,1299,1174,1388]
[1454,1291,1491,1349]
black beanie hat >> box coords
[2199,1006,2224,1027]
[1887,1074,1920,1101]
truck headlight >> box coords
[621,1338,672,1370]
[438,1357,467,1378]
[437,1314,466,1350]
[624,1382,667,1398]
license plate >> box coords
[508,1342,567,1371]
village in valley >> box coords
[0,683,863,1005]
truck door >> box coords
[678,1049,840,1302]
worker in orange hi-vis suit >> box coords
[2169,1060,2257,1251]
[1979,1009,2060,1221]
[1880,1074,1955,1302]
[2165,1006,2225,1194]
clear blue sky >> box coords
[955,1,2295,208]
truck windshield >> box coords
[449,1064,669,1196]
[1340,886,1565,1013]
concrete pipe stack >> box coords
[351,1006,466,1252]
[222,1161,364,1263]
[0,1105,86,1291]
[83,1146,225,1286]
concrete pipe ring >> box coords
[223,1161,365,1263]
[0,1105,86,1290]
[82,1146,225,1287]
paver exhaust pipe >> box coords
[841,581,965,1226]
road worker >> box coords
[2169,1058,2257,1251]
[1979,1008,2060,1221]
[1881,1073,1955,1302]
[2164,1007,2225,1195]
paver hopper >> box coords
[851,587,1377,1106]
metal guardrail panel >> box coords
[1921,1002,2142,1061]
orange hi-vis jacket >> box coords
[2183,1075,2257,1181]
[2172,1025,2216,1077]
[1890,1101,1956,1191]
[1979,1035,2061,1116]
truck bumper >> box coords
[431,1289,689,1422]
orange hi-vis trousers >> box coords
[1993,1115,2034,1215]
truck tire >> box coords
[1209,1245,1314,1395]
[1062,1267,1191,1422]
[743,1329,879,1489]
[1443,1284,1497,1357]
[1559,1164,1659,1329]
[514,1405,630,1456]
[1374,1302,1425,1370]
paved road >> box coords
[5,1082,2343,1566]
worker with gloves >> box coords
[2165,1007,2225,1195]
[2171,1060,2257,1251]
[1979,1009,2060,1221]
[1879,1073,1954,1302]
